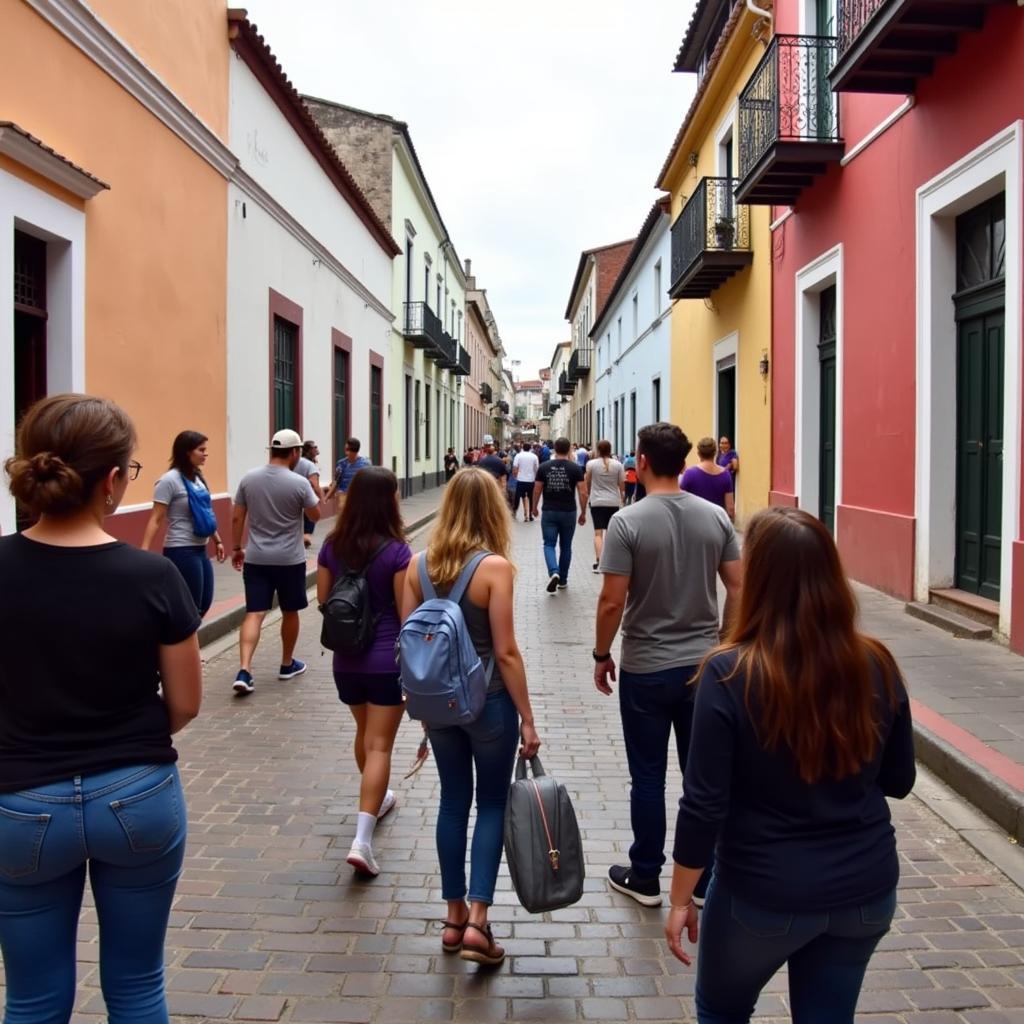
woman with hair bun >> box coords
[0,393,203,1024]
[141,429,225,616]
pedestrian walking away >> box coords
[140,429,226,616]
[296,440,324,549]
[665,506,916,1023]
[594,422,741,908]
[680,436,735,521]
[323,436,371,510]
[0,393,202,1024]
[585,439,625,572]
[316,467,410,880]
[444,447,459,483]
[400,469,541,968]
[534,437,587,594]
[623,451,638,504]
[477,435,509,486]
[512,443,539,521]
[231,429,321,695]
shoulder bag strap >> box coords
[448,551,491,606]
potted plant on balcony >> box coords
[713,216,736,250]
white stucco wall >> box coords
[593,214,672,455]
[226,58,393,488]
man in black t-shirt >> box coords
[533,436,588,595]
[477,436,508,484]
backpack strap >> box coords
[417,552,437,601]
[338,538,392,579]
[448,551,492,606]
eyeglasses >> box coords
[127,460,142,481]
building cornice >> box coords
[0,122,109,198]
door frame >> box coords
[712,331,739,452]
[915,121,1022,635]
[794,245,844,523]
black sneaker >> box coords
[608,865,662,907]
[557,579,568,590]
[592,562,599,573]
[546,572,559,595]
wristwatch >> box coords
[592,649,612,663]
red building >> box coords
[754,0,1022,645]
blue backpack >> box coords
[398,552,494,727]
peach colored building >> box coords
[1,0,230,537]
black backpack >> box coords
[319,540,391,654]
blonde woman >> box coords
[401,469,541,967]
[585,439,625,572]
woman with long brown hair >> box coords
[665,506,915,1022]
[401,468,540,967]
[316,467,410,879]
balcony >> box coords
[669,177,753,299]
[480,381,493,403]
[831,0,1002,94]
[497,400,510,414]
[454,344,471,377]
[568,345,592,381]
[548,395,561,410]
[431,330,457,370]
[736,35,844,206]
[403,301,444,351]
[557,370,576,396]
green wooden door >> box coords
[818,285,837,533]
[717,364,736,449]
[955,307,1004,600]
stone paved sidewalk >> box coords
[7,515,1024,1022]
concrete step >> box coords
[929,587,999,630]
[905,601,993,640]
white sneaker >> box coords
[377,790,397,820]
[346,841,380,878]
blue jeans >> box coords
[619,664,711,892]
[428,690,519,905]
[0,764,187,1024]
[541,509,577,582]
[163,545,214,617]
[696,875,897,1022]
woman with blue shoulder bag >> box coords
[141,430,224,616]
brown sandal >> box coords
[460,922,505,966]
[441,919,468,954]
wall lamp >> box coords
[759,350,770,382]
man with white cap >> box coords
[477,434,509,486]
[230,429,321,696]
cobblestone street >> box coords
[46,520,1024,1021]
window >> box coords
[424,259,431,307]
[630,391,637,449]
[273,316,299,432]
[437,390,442,461]
[617,317,622,357]
[437,278,442,315]
[370,363,383,465]
[654,261,662,314]
[333,345,350,468]
[450,398,455,448]
[414,380,421,461]
[652,377,662,422]
[405,238,414,303]
[632,293,639,340]
[425,383,432,459]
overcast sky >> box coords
[241,0,698,380]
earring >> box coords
[105,495,113,507]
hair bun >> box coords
[29,451,70,482]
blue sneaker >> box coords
[278,659,307,680]
[233,669,254,696]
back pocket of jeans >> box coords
[730,894,794,939]
[860,889,897,928]
[0,805,51,879]
[109,773,181,854]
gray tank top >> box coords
[435,555,506,694]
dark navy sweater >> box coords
[673,649,916,912]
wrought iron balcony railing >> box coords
[497,400,510,414]
[558,369,577,396]
[736,35,844,205]
[669,177,753,299]
[403,301,444,351]
[454,344,471,376]
[480,381,493,404]
[568,344,592,381]
[431,329,457,370]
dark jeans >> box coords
[541,509,577,582]
[163,545,213,617]
[428,690,519,905]
[619,663,711,891]
[0,764,187,1024]
[696,875,897,1023]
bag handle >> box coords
[447,551,492,606]
[514,753,546,780]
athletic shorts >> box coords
[334,671,403,707]
[590,505,617,531]
[242,561,309,613]
[516,481,535,502]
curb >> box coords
[913,721,1024,842]
[197,505,440,651]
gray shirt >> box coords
[586,457,625,508]
[234,464,318,566]
[600,491,740,673]
[294,457,320,482]
[153,470,209,548]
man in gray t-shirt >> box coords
[593,423,742,908]
[230,430,321,697]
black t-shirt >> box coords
[536,458,585,511]
[0,535,201,792]
[478,454,508,481]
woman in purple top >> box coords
[317,467,411,879]
[681,436,736,521]
[717,435,739,476]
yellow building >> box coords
[657,0,774,525]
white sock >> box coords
[355,811,376,847]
